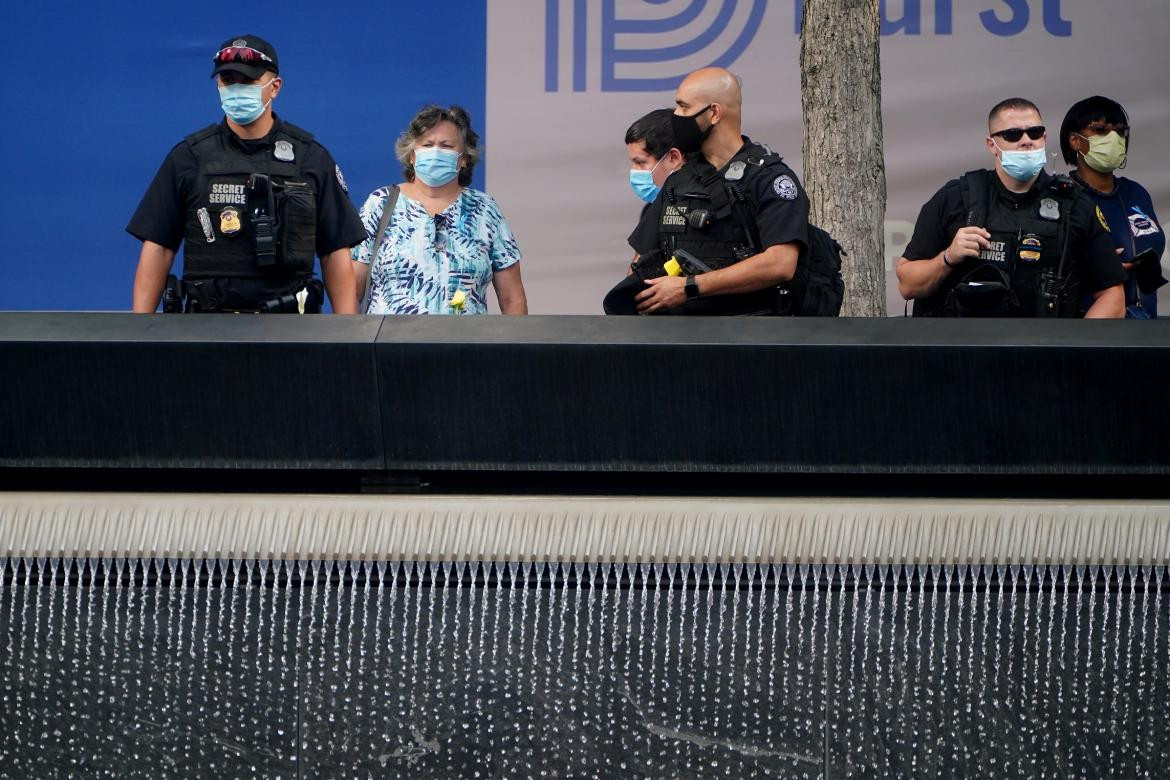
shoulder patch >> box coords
[773,174,798,200]
[1129,210,1161,238]
[335,164,349,193]
[1096,205,1110,232]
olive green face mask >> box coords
[1076,130,1127,173]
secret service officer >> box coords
[626,67,808,315]
[128,34,366,313]
[896,97,1124,318]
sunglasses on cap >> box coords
[990,125,1046,142]
[214,45,275,66]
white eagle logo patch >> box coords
[773,175,798,200]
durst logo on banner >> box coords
[544,0,1073,93]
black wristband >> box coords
[942,252,957,268]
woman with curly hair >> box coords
[353,105,528,315]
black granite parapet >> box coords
[1,314,1168,485]
[0,313,385,471]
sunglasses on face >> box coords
[990,125,1046,142]
[1084,123,1129,138]
[214,46,275,66]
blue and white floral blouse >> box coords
[353,186,522,314]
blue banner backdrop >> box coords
[0,1,487,311]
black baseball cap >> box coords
[211,35,279,80]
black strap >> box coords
[1046,176,1083,297]
[723,151,791,253]
[959,169,991,229]
[360,186,400,313]
[723,180,761,254]
[1052,184,1079,302]
[723,178,789,315]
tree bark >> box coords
[800,0,886,317]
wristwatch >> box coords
[685,275,700,300]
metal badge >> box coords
[1018,233,1042,263]
[1039,198,1060,221]
[274,140,295,162]
[196,207,215,243]
[725,161,746,181]
[219,206,242,236]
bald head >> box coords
[676,68,742,116]
[673,67,743,160]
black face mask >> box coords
[670,105,713,154]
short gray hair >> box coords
[395,104,481,186]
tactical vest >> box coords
[938,171,1079,318]
[182,122,318,280]
[657,143,785,315]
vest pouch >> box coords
[948,263,1015,317]
[184,166,256,278]
[662,235,742,273]
[630,249,668,282]
[788,224,845,316]
[276,182,317,275]
[794,270,845,317]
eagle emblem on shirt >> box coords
[773,175,798,200]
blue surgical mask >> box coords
[993,140,1048,182]
[414,148,461,187]
[629,157,667,203]
[218,78,274,125]
[629,170,660,203]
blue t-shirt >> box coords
[1077,176,1165,316]
[353,187,522,314]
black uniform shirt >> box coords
[126,115,366,259]
[903,169,1125,311]
[627,136,809,256]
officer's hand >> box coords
[635,275,687,314]
[947,227,992,265]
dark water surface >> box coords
[1,559,1166,779]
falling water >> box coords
[0,557,1168,777]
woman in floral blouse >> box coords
[353,105,528,314]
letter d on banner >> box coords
[545,0,767,92]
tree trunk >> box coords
[800,0,886,317]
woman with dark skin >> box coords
[1061,96,1166,318]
